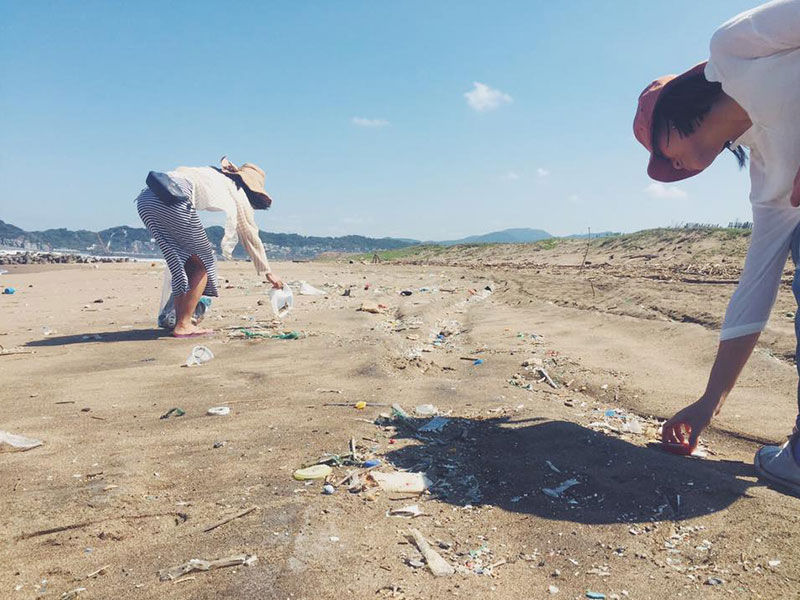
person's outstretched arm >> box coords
[662,332,759,448]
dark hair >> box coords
[652,73,747,169]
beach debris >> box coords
[473,359,484,366]
[388,504,424,518]
[272,331,301,340]
[202,506,258,533]
[586,593,606,600]
[268,287,293,318]
[415,404,438,416]
[355,401,367,410]
[85,565,111,579]
[369,471,431,493]
[542,478,580,499]
[213,441,226,449]
[705,577,724,586]
[207,406,231,416]
[549,584,560,595]
[42,326,53,336]
[296,281,326,296]
[364,459,382,468]
[408,528,455,576]
[400,290,413,296]
[0,345,35,356]
[0,430,43,452]
[358,302,386,314]
[158,554,257,581]
[293,464,333,481]
[535,367,558,389]
[419,416,450,433]
[3,287,15,294]
[545,460,562,473]
[322,484,335,495]
[768,559,781,568]
[59,587,86,599]
[160,408,185,419]
[186,345,213,367]
[316,388,342,394]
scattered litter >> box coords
[0,430,43,452]
[160,408,185,419]
[415,404,438,416]
[85,565,110,579]
[268,287,293,318]
[316,388,342,394]
[473,359,484,366]
[42,326,53,336]
[545,460,562,473]
[586,593,605,600]
[768,559,781,568]
[202,506,258,533]
[3,287,15,295]
[535,367,558,389]
[296,281,326,296]
[622,419,644,434]
[59,587,86,600]
[213,441,226,449]
[0,345,35,356]
[293,464,333,481]
[408,528,454,576]
[358,302,385,314]
[186,345,213,367]
[419,416,450,433]
[272,331,301,340]
[330,536,340,542]
[549,585,560,595]
[400,290,413,296]
[355,401,367,410]
[158,554,257,581]
[207,406,230,416]
[705,577,724,586]
[388,504,424,518]
[364,459,381,468]
[542,478,580,499]
[322,484,335,495]
[369,471,431,493]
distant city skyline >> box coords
[1,1,759,240]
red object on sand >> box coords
[661,421,697,456]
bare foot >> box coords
[172,323,213,338]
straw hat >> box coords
[220,156,273,209]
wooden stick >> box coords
[202,506,258,533]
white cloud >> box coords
[501,171,520,181]
[644,182,688,200]
[351,117,389,128]
[464,82,512,112]
[536,168,549,178]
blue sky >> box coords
[0,0,760,240]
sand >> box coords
[1,254,799,599]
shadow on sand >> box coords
[382,416,758,525]
[26,328,174,347]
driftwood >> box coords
[408,528,454,576]
[534,367,558,389]
[202,506,258,533]
[17,512,188,540]
[158,554,257,581]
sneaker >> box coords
[754,437,800,496]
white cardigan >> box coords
[169,166,271,275]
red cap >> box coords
[633,62,708,182]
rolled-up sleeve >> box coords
[235,199,271,275]
[720,205,800,340]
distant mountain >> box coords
[0,219,418,260]
[435,228,553,246]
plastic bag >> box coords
[157,268,212,329]
[268,287,294,318]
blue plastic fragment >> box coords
[363,459,381,468]
[3,287,15,295]
[586,593,606,600]
[473,359,484,366]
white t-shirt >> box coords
[704,0,800,341]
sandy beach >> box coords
[1,251,799,599]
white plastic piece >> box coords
[207,406,230,416]
[269,287,294,318]
[186,345,214,367]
